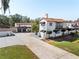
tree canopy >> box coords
[0,14,40,32]
[0,14,32,28]
[32,18,40,32]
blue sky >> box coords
[5,0,79,20]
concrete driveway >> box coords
[0,33,79,59]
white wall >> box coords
[47,22,56,31]
[63,23,74,28]
[39,19,57,31]
[39,19,57,39]
[39,19,47,31]
[15,23,31,27]
[39,19,47,39]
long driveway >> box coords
[0,33,79,59]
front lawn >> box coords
[0,45,39,59]
[48,41,79,56]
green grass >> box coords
[0,45,39,59]
[73,38,79,43]
[50,41,79,56]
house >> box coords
[39,14,65,39]
[63,21,75,29]
[15,23,32,32]
[74,20,79,27]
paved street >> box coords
[0,34,24,48]
[0,33,79,59]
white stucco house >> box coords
[39,14,76,39]
[39,14,65,39]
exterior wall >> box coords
[66,23,72,28]
[49,31,62,38]
[39,19,47,31]
[63,23,67,28]
[63,23,74,28]
[39,19,56,31]
[56,22,63,29]
[10,27,16,32]
[39,32,47,39]
[15,23,31,28]
[39,19,47,39]
[76,22,79,26]
[47,22,56,31]
[15,23,32,32]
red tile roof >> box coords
[42,18,64,22]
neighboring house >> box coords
[63,21,75,29]
[15,23,32,32]
[74,20,79,27]
[39,14,64,39]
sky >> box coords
[0,0,79,20]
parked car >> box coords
[0,31,15,37]
[7,31,15,36]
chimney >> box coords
[45,13,48,18]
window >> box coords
[40,22,45,26]
[55,31,60,34]
[56,23,63,29]
[49,23,52,26]
[46,31,52,34]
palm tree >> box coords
[1,0,10,14]
[1,0,11,28]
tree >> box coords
[0,15,10,28]
[32,23,39,34]
[22,16,31,23]
[1,0,10,14]
[10,14,22,26]
[32,18,40,34]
